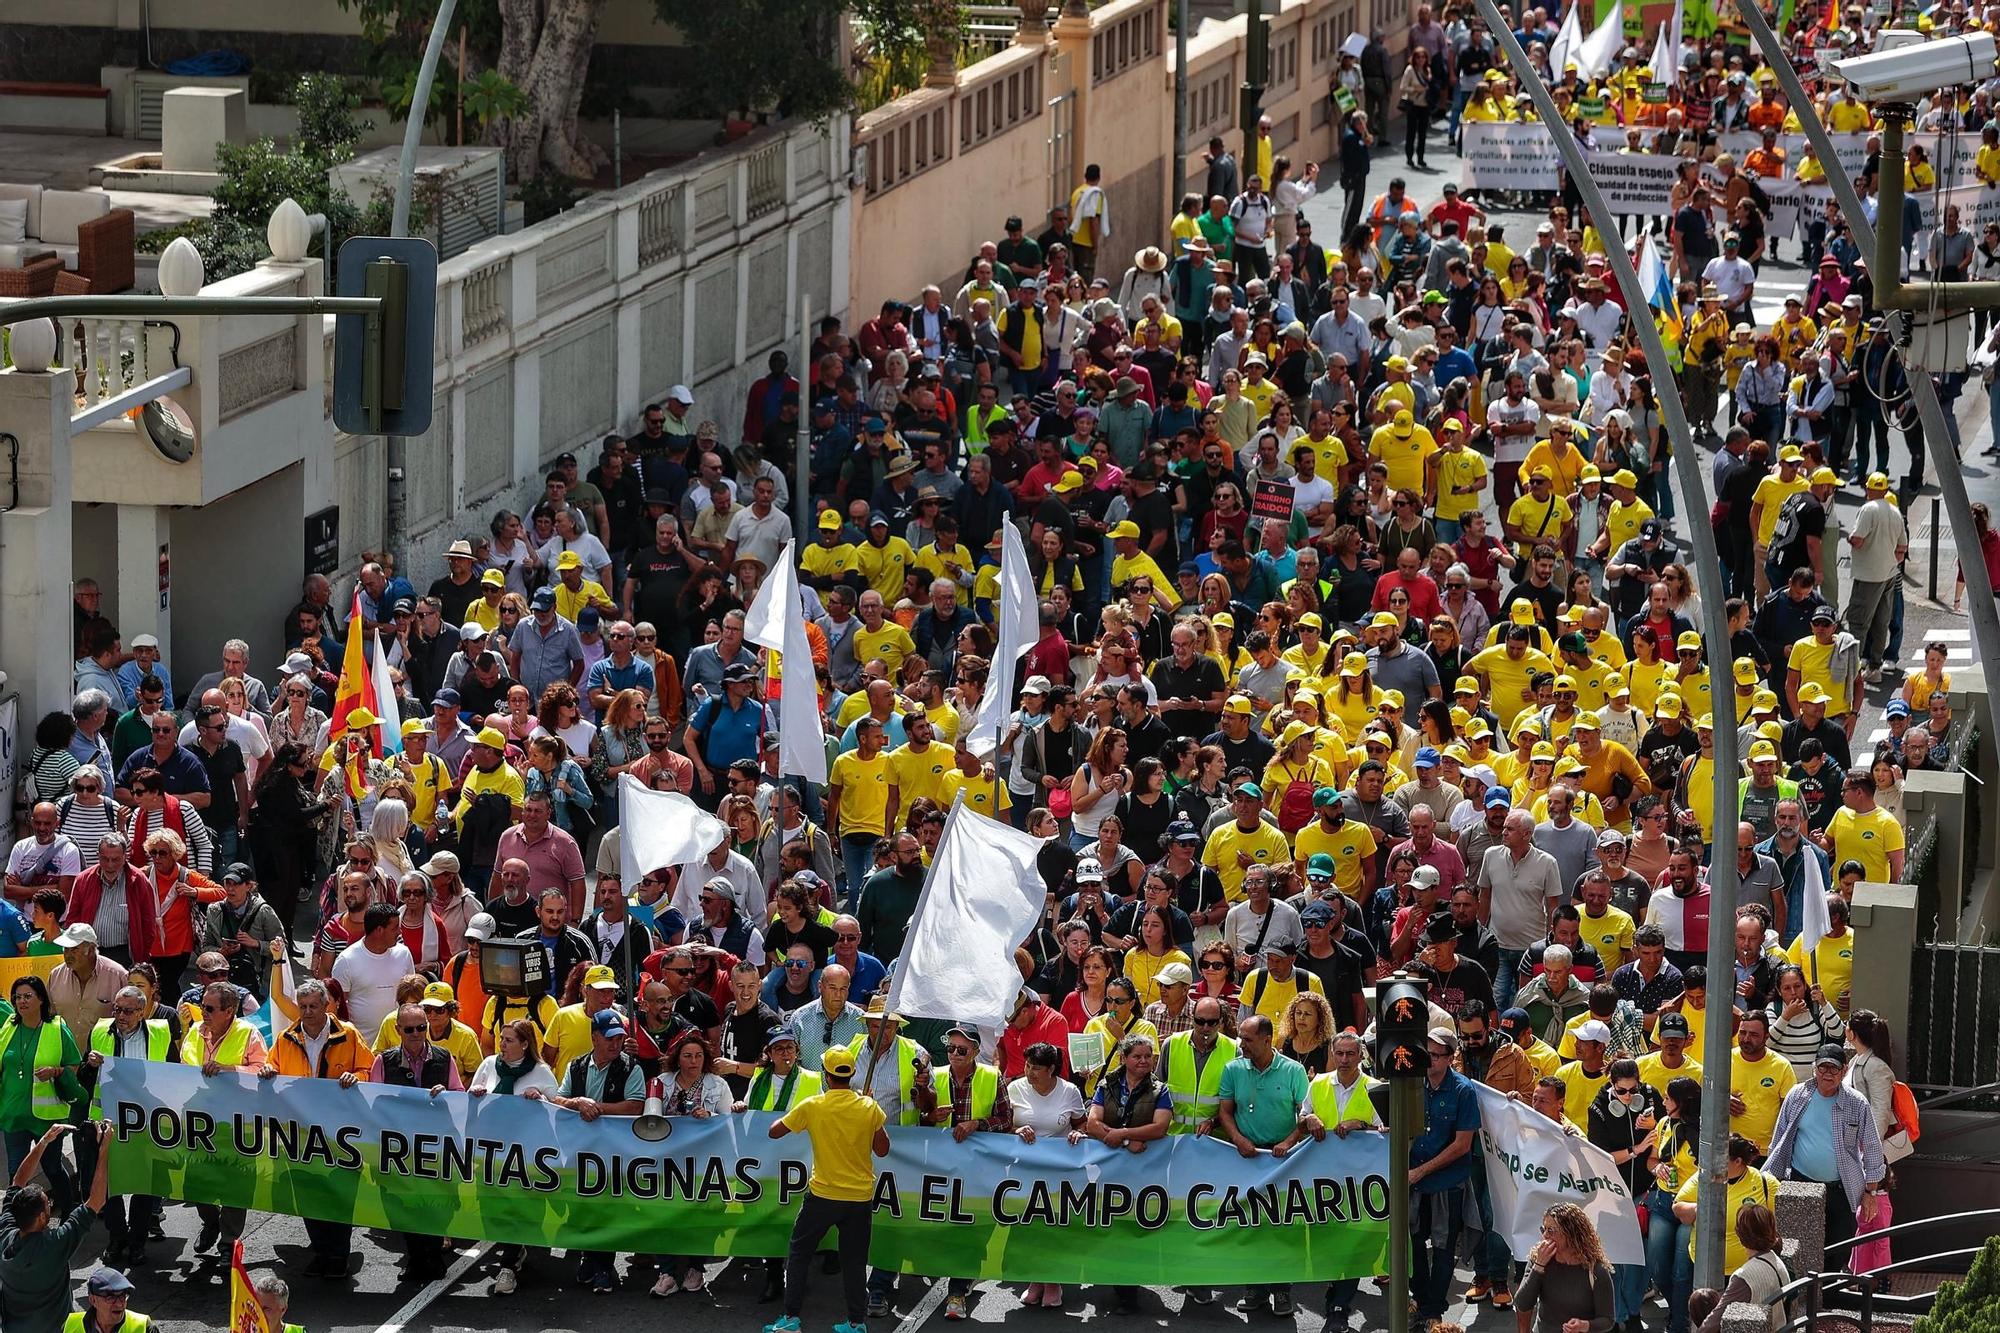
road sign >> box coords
[1375,974,1430,1079]
[332,236,437,438]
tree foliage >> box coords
[652,0,852,119]
[1914,1237,2000,1333]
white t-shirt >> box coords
[1703,256,1756,306]
[1007,1076,1086,1136]
[538,532,613,578]
[724,506,793,568]
[179,714,271,766]
[6,836,81,883]
[331,940,417,1037]
[1486,395,1542,464]
[1291,474,1336,518]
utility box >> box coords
[161,87,246,172]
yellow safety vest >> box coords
[0,1019,71,1121]
[88,1018,171,1117]
[1160,1032,1238,1135]
[63,1315,150,1333]
[743,1065,822,1112]
[181,1019,254,1069]
[845,1033,923,1125]
[1307,1071,1380,1128]
[932,1063,1000,1122]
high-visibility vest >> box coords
[933,1063,1000,1122]
[845,1033,923,1125]
[1307,1071,1380,1129]
[0,1019,71,1121]
[63,1314,150,1333]
[744,1065,822,1112]
[88,1018,171,1117]
[1160,1032,1237,1135]
[181,1019,254,1069]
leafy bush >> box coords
[1914,1237,2000,1333]
[518,172,580,226]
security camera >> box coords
[1832,30,1997,103]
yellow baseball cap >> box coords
[1675,630,1703,652]
[1865,472,1890,492]
[1530,741,1558,761]
[1695,713,1715,730]
[583,964,619,991]
[1810,467,1839,486]
[344,707,378,732]
[1655,693,1684,718]
[818,509,843,530]
[1778,445,1805,464]
[1553,674,1578,691]
[1053,471,1085,494]
[1454,676,1481,694]
[1380,689,1405,709]
[555,549,584,571]
[1752,688,1779,711]
[1511,600,1537,625]
[1799,682,1832,704]
[1279,719,1315,748]
[1554,755,1586,776]
[400,717,428,739]
[1370,611,1401,629]
[1212,611,1235,630]
[1611,469,1638,488]
[1572,713,1602,731]
[475,726,509,749]
[1732,658,1759,684]
[1106,519,1141,539]
[1224,695,1255,715]
[481,568,505,587]
[1393,409,1415,437]
[1579,464,1602,485]
[1297,612,1324,631]
[420,981,456,1007]
[1444,742,1473,763]
[1748,741,1779,762]
[1340,652,1369,676]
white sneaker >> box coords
[651,1273,680,1298]
[494,1268,517,1294]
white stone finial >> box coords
[268,198,311,262]
[157,237,205,297]
[7,318,55,374]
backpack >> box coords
[1766,491,1814,558]
[1273,763,1318,834]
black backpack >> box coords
[1767,491,1814,559]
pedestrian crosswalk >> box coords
[1860,626,1971,746]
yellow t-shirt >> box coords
[926,701,961,745]
[801,541,859,584]
[1111,551,1181,609]
[1827,99,1873,132]
[939,767,1012,820]
[554,579,613,624]
[854,623,918,677]
[1369,422,1439,494]
[1292,818,1378,898]
[1518,1037,1562,1080]
[1676,1167,1780,1273]
[1326,683,1381,741]
[1903,670,1951,711]
[462,597,503,632]
[1826,807,1903,884]
[1240,967,1325,1025]
[1787,638,1846,717]
[1604,499,1654,555]
[887,742,953,808]
[1467,644,1556,728]
[1729,1048,1797,1152]
[371,1015,484,1077]
[1299,432,1351,481]
[1786,931,1856,1009]
[451,762,525,829]
[539,1003,599,1079]
[1626,658,1668,718]
[1201,819,1295,903]
[1636,1052,1702,1102]
[1557,1059,1611,1127]
[833,692,875,732]
[828,751,893,838]
[395,752,451,832]
[1505,491,1574,559]
[1240,376,1279,424]
[1522,438,1589,497]
[1577,905,1636,975]
[782,1088,889,1202]
[854,537,917,600]
[1751,473,1809,547]
[914,543,976,607]
[1433,447,1489,521]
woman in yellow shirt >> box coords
[1328,653,1382,740]
[1900,642,1951,710]
[1121,901,1192,1008]
[1077,977,1158,1097]
[1625,626,1669,719]
[1263,721,1337,833]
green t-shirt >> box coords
[23,940,62,958]
[1217,1052,1310,1147]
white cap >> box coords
[54,923,98,948]
[1411,865,1441,890]
[460,622,490,640]
[1574,1019,1613,1044]
[463,913,497,943]
[666,384,695,406]
[130,634,160,650]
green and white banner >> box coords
[104,1061,1393,1285]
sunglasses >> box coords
[947,1044,978,1056]
[784,959,813,970]
[400,1024,428,1034]
[665,967,696,977]
[1193,1016,1223,1027]
[74,784,100,793]
[834,932,861,941]
[1200,960,1228,970]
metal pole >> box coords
[392,0,461,239]
[1473,0,1743,1288]
[614,109,624,191]
[1240,0,1266,174]
[797,295,814,549]
[1386,1073,1418,1333]
[1737,0,2000,842]
[1174,0,1189,207]
[1931,497,1942,602]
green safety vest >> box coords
[88,1018,171,1117]
[932,1063,1000,1122]
[182,1019,254,1069]
[744,1065,822,1112]
[1306,1070,1380,1129]
[62,1312,150,1333]
[0,1019,71,1121]
[844,1033,923,1125]
[1160,1032,1237,1135]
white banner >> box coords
[743,538,829,784]
[1472,1083,1646,1265]
[884,800,1049,1031]
[0,693,15,832]
[1460,122,1567,193]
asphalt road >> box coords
[59,127,2000,1333]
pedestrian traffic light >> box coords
[332,235,437,437]
[1376,974,1430,1079]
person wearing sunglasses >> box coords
[367,1000,465,1282]
[181,977,271,1253]
[926,1023,1013,1319]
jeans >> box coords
[1988,373,2000,454]
[4,1129,75,1216]
[210,825,240,870]
[1643,1188,1693,1333]
[1410,1186,1467,1319]
[1886,579,1907,664]
[1852,410,1888,482]
[1612,1260,1648,1324]
[840,833,879,909]
[1434,517,1461,544]
[1324,1277,1361,1312]
[1495,947,1528,1011]
[1471,1165,1512,1286]
[786,1193,872,1322]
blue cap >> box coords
[765,1025,800,1051]
[868,511,890,527]
[578,606,602,630]
[530,586,556,610]
[431,688,460,709]
[864,415,888,432]
[1415,746,1441,768]
[1484,789,1512,810]
[590,1009,628,1038]
[1884,699,1910,719]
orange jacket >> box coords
[265,1017,374,1081]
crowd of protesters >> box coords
[3,1,1975,1330]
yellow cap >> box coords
[482,568,506,587]
[1279,719,1315,749]
[555,550,584,571]
[1106,519,1141,539]
[1810,467,1839,485]
[1655,693,1684,718]
[1339,652,1369,676]
[1733,658,1759,684]
[583,964,619,990]
[1799,682,1832,704]
[1053,471,1085,493]
[1572,713,1601,731]
[1454,675,1481,694]
[1748,741,1779,762]
[1511,600,1537,625]
[1579,464,1602,484]
[420,981,455,1007]
[1212,611,1235,630]
[1553,674,1577,691]
[1370,611,1400,629]
[400,717,428,739]
[1554,755,1587,776]
[475,726,509,749]
[1297,612,1324,631]
[1752,688,1779,710]
[1531,741,1558,761]
[1393,409,1415,436]
[1224,695,1255,715]
[1675,631,1703,652]
[1380,689,1405,709]
[1695,713,1715,730]
[818,509,843,530]
[344,707,378,732]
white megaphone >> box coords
[634,1093,673,1143]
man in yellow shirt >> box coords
[551,550,614,623]
[1368,408,1436,494]
[827,717,896,894]
[853,514,916,600]
[1467,625,1556,728]
[1429,421,1487,534]
[451,727,526,831]
[1371,356,1415,423]
[853,590,917,678]
[800,509,858,589]
[1823,773,1905,883]
[463,568,507,631]
[1240,354,1280,422]
[1635,1011,1701,1099]
[1575,868,1636,972]
[1785,892,1856,1014]
[1292,791,1378,899]
[886,711,953,810]
[1201,782,1294,903]
[1728,1010,1797,1153]
[1602,471,1654,555]
[768,1044,890,1328]
[1108,521,1180,608]
[1787,619,1856,723]
[1503,468,1574,560]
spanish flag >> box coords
[229,1239,273,1333]
[327,584,380,757]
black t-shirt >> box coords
[718,1001,782,1096]
[1157,861,1225,922]
[1106,900,1194,951]
[674,987,722,1034]
[1637,723,1699,781]
[194,739,246,831]
[457,670,512,721]
[1506,575,1563,631]
[626,547,697,629]
[1297,939,1367,1025]
[482,892,541,938]
[765,917,838,968]
[1150,657,1227,738]
[1206,728,1276,778]
[1129,488,1179,567]
[1791,759,1845,835]
[592,465,648,553]
[428,574,480,616]
[1772,493,1826,578]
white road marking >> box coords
[894,1277,951,1333]
[371,1240,491,1333]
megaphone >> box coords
[633,1094,673,1143]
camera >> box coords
[1832,30,1997,103]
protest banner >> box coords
[1471,1084,1645,1264]
[1582,152,1691,214]
[106,1060,1394,1285]
[1252,479,1298,521]
[1460,122,1567,193]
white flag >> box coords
[966,521,1036,759]
[1647,0,1683,88]
[741,539,828,783]
[1797,842,1831,972]
[1549,0,1585,78]
[1472,1083,1646,1265]
[884,798,1048,1030]
[1577,0,1625,80]
[370,631,402,755]
[617,775,728,920]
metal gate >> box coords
[1048,91,1076,215]
[1908,920,2000,1099]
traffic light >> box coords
[332,235,437,437]
[1375,974,1430,1080]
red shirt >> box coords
[1428,199,1483,240]
[1027,630,1071,685]
[1017,460,1068,505]
[1453,536,1506,617]
[998,1004,1073,1079]
[1370,570,1442,621]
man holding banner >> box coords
[766,1044,889,1333]
[80,986,175,1270]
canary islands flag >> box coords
[1637,235,1680,343]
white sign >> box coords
[1460,122,1567,193]
[1472,1083,1646,1265]
[1341,31,1368,58]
